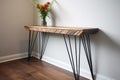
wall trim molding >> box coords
[0,52,114,80]
[33,53,114,80]
[42,56,92,80]
[0,52,28,63]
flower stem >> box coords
[42,17,47,26]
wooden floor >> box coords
[0,57,88,80]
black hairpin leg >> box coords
[63,35,81,80]
[39,32,49,60]
[81,34,94,80]
[28,30,38,61]
[63,34,94,80]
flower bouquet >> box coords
[33,0,55,26]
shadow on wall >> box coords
[50,9,56,26]
[92,30,120,79]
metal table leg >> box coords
[39,32,49,60]
[63,34,94,80]
[81,34,94,80]
[63,35,81,80]
[27,31,49,61]
[28,30,38,61]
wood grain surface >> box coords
[0,57,88,80]
[24,26,99,36]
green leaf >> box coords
[32,0,40,5]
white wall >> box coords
[0,0,34,56]
[35,0,120,80]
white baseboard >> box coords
[34,54,114,80]
[0,52,28,63]
[41,55,93,80]
[0,52,115,80]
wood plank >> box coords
[24,26,99,36]
[0,57,88,80]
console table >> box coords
[24,26,99,80]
